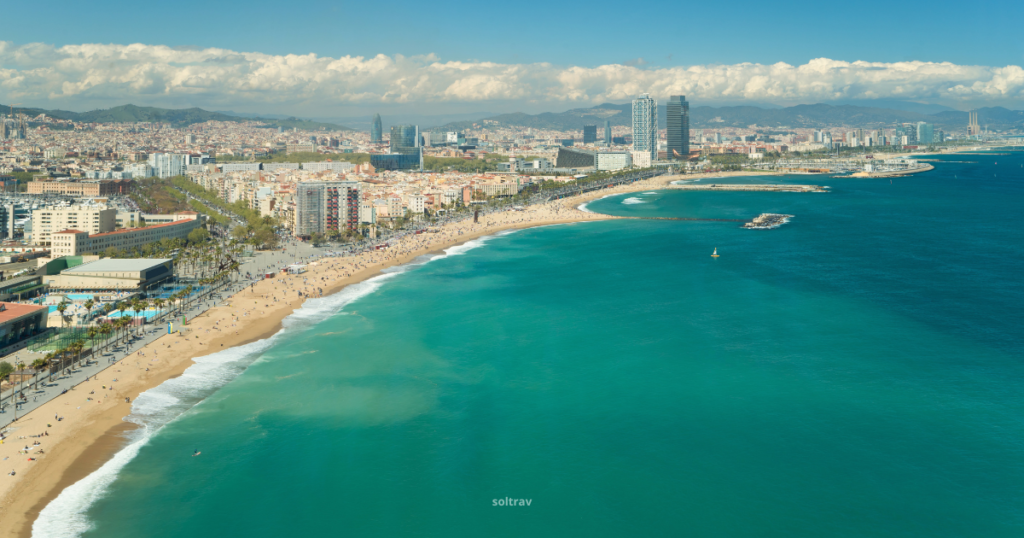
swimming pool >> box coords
[106,309,163,320]
[64,293,99,301]
[151,285,207,299]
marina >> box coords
[849,163,934,178]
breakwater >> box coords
[669,184,827,193]
[744,213,794,229]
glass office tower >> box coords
[370,114,382,143]
[667,95,690,159]
[390,125,420,154]
[632,93,658,163]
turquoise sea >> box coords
[37,150,1024,537]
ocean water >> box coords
[38,150,1024,537]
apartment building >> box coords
[293,181,359,237]
[26,179,134,196]
[49,218,204,257]
[31,206,116,246]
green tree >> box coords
[0,361,13,380]
[188,227,210,244]
[252,227,278,250]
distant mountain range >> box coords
[4,101,1022,134]
[0,104,351,131]
[439,103,1024,132]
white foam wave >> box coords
[33,335,276,538]
[32,232,503,538]
[642,191,657,195]
[622,197,645,205]
[577,193,615,213]
[32,429,148,537]
[436,235,495,257]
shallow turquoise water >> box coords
[48,151,1024,537]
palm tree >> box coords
[53,348,67,375]
[44,351,56,382]
[99,324,113,352]
[86,327,98,360]
[84,298,95,321]
[56,300,69,329]
[71,340,85,369]
[31,358,47,389]
[15,361,26,400]
[128,297,142,332]
[184,285,194,314]
[117,317,131,345]
[153,298,166,320]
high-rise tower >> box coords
[390,125,420,154]
[371,113,383,143]
[632,93,657,165]
[388,125,423,171]
[666,95,689,159]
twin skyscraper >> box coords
[631,94,689,165]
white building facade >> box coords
[595,152,633,171]
[31,206,116,246]
[148,153,187,178]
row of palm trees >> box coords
[5,236,250,407]
[9,317,131,398]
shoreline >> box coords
[1,169,733,537]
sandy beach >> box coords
[0,170,756,537]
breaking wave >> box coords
[32,235,500,538]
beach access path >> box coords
[0,170,754,537]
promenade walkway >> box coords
[0,241,324,430]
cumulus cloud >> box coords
[0,41,1021,114]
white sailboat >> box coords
[711,248,720,258]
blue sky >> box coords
[1,0,1022,117]
[8,0,1021,67]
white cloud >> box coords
[0,41,1021,115]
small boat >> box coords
[711,248,720,258]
